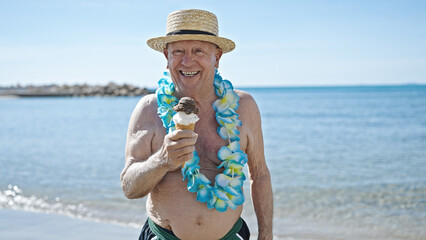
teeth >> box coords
[181,71,199,76]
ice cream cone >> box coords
[175,123,195,131]
[173,97,199,132]
[172,97,200,168]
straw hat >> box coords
[147,9,235,53]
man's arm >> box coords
[240,92,273,240]
[121,94,197,199]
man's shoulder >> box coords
[234,89,257,108]
[139,93,158,104]
[131,93,158,120]
[234,89,261,126]
[135,93,158,111]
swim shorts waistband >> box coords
[143,217,248,240]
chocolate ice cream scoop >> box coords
[172,97,200,131]
[173,97,199,114]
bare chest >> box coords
[193,119,227,166]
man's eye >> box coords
[173,50,183,55]
[195,49,205,54]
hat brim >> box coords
[147,34,235,53]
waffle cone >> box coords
[175,123,195,131]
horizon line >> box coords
[1,82,425,90]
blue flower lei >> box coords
[156,69,248,212]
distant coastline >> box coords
[0,83,153,97]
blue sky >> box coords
[1,0,425,87]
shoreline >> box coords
[0,208,140,240]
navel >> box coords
[195,215,204,226]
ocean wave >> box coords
[1,185,90,217]
[0,185,141,228]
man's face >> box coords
[164,40,222,92]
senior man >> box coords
[121,9,273,240]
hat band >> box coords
[166,29,216,36]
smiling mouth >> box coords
[180,71,200,77]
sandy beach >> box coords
[0,209,140,240]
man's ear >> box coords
[163,48,169,69]
[215,48,223,68]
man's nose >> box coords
[181,53,194,66]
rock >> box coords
[0,82,153,97]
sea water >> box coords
[1,85,425,239]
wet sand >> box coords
[0,209,140,240]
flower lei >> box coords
[156,69,247,212]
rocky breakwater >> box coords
[0,83,153,97]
